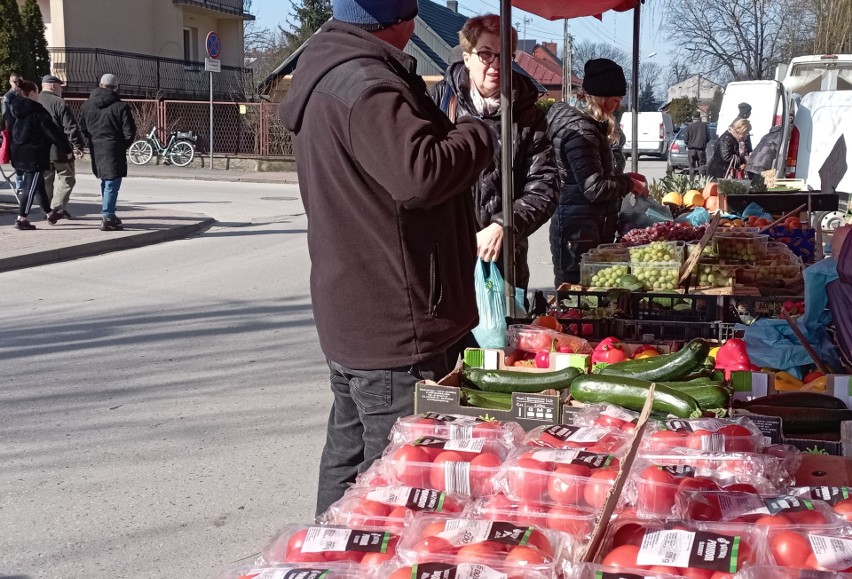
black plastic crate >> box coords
[530,288,631,317]
[630,292,720,323]
[722,295,804,324]
[611,318,718,342]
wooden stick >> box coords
[679,213,721,286]
[781,309,832,374]
[758,204,807,234]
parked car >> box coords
[667,123,717,173]
[621,111,675,159]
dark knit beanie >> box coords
[738,102,752,115]
[582,58,627,97]
[333,0,419,31]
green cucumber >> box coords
[571,374,703,418]
[662,383,731,410]
[463,366,581,394]
[738,393,848,410]
[460,388,512,411]
[599,339,711,381]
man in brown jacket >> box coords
[280,0,495,516]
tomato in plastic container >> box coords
[568,562,688,579]
[260,525,400,566]
[767,530,852,572]
[738,565,852,578]
[507,324,593,354]
[395,515,570,574]
[390,413,525,446]
[215,562,370,579]
[372,437,510,497]
[380,560,552,579]
[496,447,621,510]
[465,495,597,542]
[524,423,631,454]
[790,486,852,524]
[643,417,766,454]
[572,403,641,433]
[319,486,470,529]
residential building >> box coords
[667,74,724,103]
[25,0,253,100]
[514,40,582,100]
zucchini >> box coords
[463,366,581,394]
[662,383,731,410]
[460,388,512,411]
[737,392,848,410]
[571,374,703,418]
[741,405,852,435]
[599,339,710,382]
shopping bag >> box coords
[619,193,673,234]
[0,128,10,164]
[472,259,508,348]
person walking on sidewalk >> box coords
[280,0,495,517]
[79,74,136,231]
[683,110,711,177]
[3,79,72,230]
[39,74,85,223]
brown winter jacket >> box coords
[279,21,494,369]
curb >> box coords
[130,174,299,184]
[0,217,216,273]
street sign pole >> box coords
[205,31,221,171]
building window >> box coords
[183,27,198,61]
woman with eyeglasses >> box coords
[546,58,649,286]
[429,14,558,295]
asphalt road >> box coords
[0,158,667,579]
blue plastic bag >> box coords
[472,260,508,348]
[675,207,711,226]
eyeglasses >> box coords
[470,49,513,65]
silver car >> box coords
[667,123,717,173]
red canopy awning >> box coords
[511,0,637,20]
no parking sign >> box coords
[206,31,221,59]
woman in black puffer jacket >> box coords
[429,14,558,292]
[547,59,648,286]
[4,79,72,230]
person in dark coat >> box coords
[708,118,751,178]
[4,79,72,230]
[279,0,494,516]
[79,73,136,231]
[429,13,558,292]
[735,101,754,156]
[547,59,648,286]
[683,110,711,177]
[39,74,85,222]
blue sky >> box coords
[248,0,672,71]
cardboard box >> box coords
[464,347,590,373]
[414,367,563,432]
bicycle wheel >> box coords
[128,140,154,165]
[168,141,195,167]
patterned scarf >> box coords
[469,83,500,117]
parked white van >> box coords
[715,80,787,146]
[621,112,675,159]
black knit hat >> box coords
[582,58,627,97]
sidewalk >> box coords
[125,163,299,184]
[0,196,214,273]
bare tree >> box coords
[667,60,692,86]
[664,0,793,81]
[571,40,630,78]
[806,0,852,54]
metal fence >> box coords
[66,98,292,157]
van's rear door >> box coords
[794,91,852,193]
[718,80,786,145]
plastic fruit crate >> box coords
[611,318,718,341]
[629,241,684,264]
[630,262,680,290]
[749,254,803,279]
[582,248,630,263]
[631,292,719,323]
[579,262,629,288]
[723,295,804,324]
[714,234,769,261]
[691,262,743,288]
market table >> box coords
[722,191,842,214]
[796,454,852,486]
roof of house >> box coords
[410,33,448,71]
[515,51,561,86]
[418,0,467,48]
[534,44,562,67]
[517,40,537,54]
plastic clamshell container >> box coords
[750,254,803,278]
[692,261,742,288]
[765,530,852,572]
[739,565,852,579]
[714,227,761,237]
[642,417,766,454]
[629,241,684,264]
[570,403,641,433]
[676,490,848,532]
[582,248,630,263]
[568,563,688,579]
[465,495,598,543]
[389,413,525,446]
[216,562,370,579]
[523,423,632,453]
[375,437,510,497]
[395,515,571,574]
[636,449,797,485]
[380,559,553,579]
[630,261,681,290]
[320,486,471,529]
[495,447,622,510]
[596,518,771,574]
[507,324,593,354]
[259,524,401,566]
[714,234,769,261]
[580,261,630,288]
